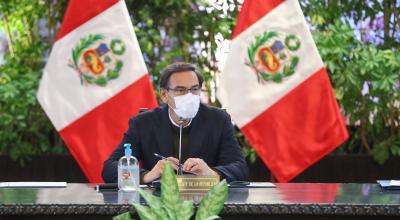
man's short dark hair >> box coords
[159,62,204,89]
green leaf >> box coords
[291,56,299,68]
[136,188,168,218]
[249,149,257,163]
[247,31,279,65]
[333,88,344,100]
[71,34,103,66]
[195,179,228,220]
[95,77,107,86]
[82,74,95,83]
[113,212,132,220]
[115,60,123,72]
[371,142,389,165]
[317,15,325,25]
[176,200,194,220]
[107,70,119,79]
[247,48,253,64]
[160,161,180,210]
[163,204,176,219]
[260,72,271,81]
[133,203,160,220]
[311,14,317,25]
[390,144,400,156]
[271,73,283,82]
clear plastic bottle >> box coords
[118,190,140,204]
[118,143,139,191]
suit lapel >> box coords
[154,105,174,157]
[189,104,207,157]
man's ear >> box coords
[160,88,168,103]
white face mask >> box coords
[171,93,200,120]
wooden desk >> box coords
[1,183,400,219]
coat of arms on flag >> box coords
[67,34,126,87]
[246,31,301,84]
[218,0,348,182]
[37,0,158,182]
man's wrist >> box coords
[142,171,157,183]
[140,170,149,184]
[210,168,220,177]
[211,168,225,179]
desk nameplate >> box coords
[176,175,219,192]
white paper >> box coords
[377,180,400,187]
[0,182,67,188]
[389,180,400,186]
[249,182,275,188]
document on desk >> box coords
[377,180,400,189]
[229,182,275,188]
[248,182,275,188]
[0,182,67,188]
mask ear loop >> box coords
[166,91,177,116]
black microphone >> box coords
[177,117,184,175]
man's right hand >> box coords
[142,157,179,183]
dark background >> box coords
[1,155,399,183]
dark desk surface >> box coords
[1,183,400,219]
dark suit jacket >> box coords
[102,103,248,183]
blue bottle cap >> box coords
[124,143,132,157]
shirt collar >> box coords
[168,108,192,128]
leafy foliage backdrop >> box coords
[0,0,398,165]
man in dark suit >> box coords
[102,62,248,183]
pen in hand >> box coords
[153,153,167,160]
[153,153,183,168]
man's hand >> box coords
[183,158,219,176]
[143,157,179,183]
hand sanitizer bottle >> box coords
[118,143,139,191]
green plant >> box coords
[0,0,68,163]
[301,0,400,48]
[314,21,400,164]
[126,0,240,103]
[113,161,228,220]
[241,2,400,164]
[2,0,397,167]
[0,0,240,162]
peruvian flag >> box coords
[37,0,157,182]
[218,0,348,182]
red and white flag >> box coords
[218,0,348,182]
[37,0,157,183]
